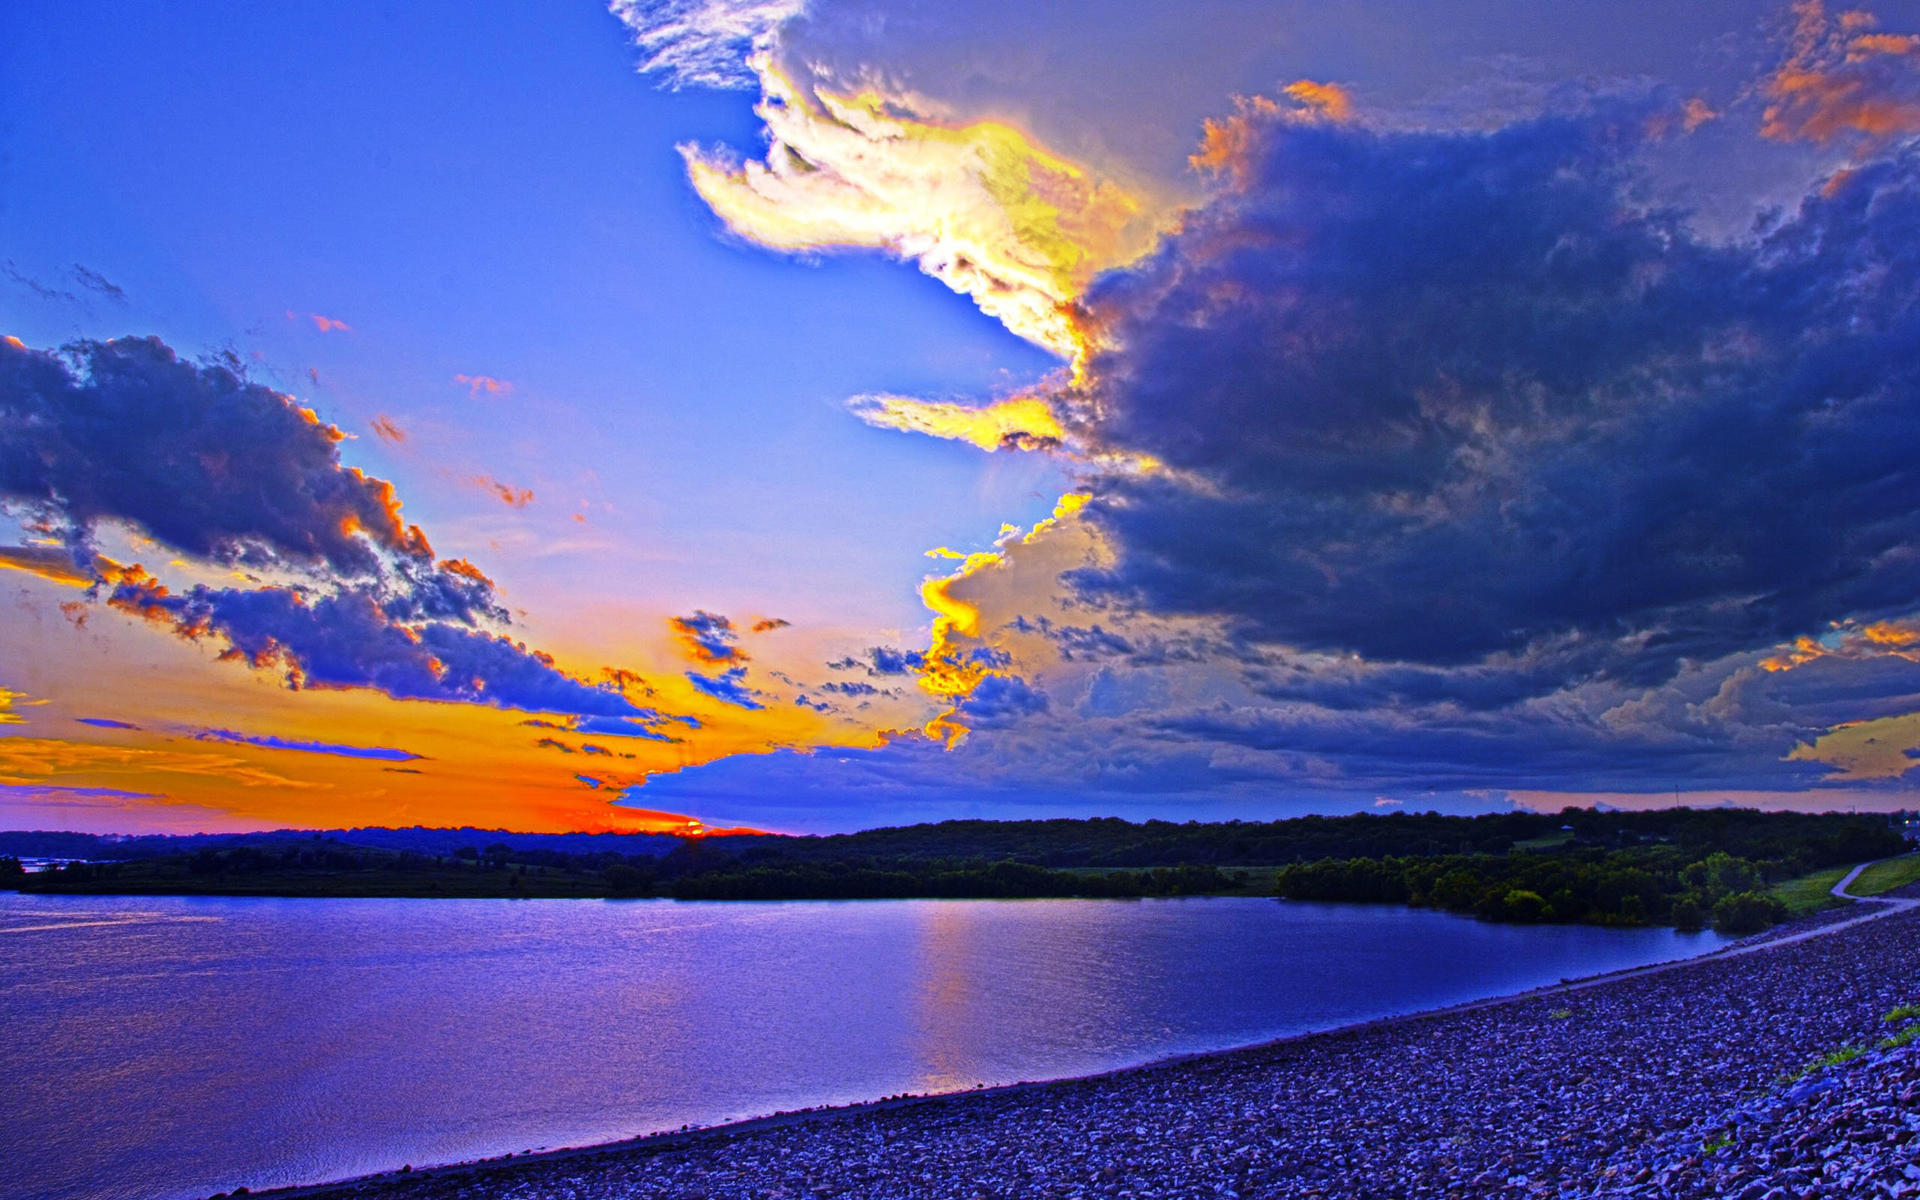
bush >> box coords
[1669,897,1707,931]
[1712,891,1787,935]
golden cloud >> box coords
[1785,710,1920,779]
[682,55,1156,357]
[848,393,1065,452]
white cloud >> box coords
[609,0,808,90]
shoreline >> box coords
[250,886,1917,1200]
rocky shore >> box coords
[265,889,1920,1200]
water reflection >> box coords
[0,894,1725,1200]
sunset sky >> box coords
[5,0,1920,834]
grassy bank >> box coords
[1850,853,1920,897]
[1768,865,1854,915]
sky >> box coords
[4,0,1920,834]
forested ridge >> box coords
[3,809,1906,932]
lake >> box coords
[0,894,1726,1200]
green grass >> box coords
[1782,1044,1866,1084]
[1769,864,1855,915]
[1878,1025,1920,1051]
[1883,1003,1920,1023]
[1511,831,1574,851]
[1850,853,1920,897]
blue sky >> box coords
[4,0,1920,833]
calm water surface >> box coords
[0,894,1726,1200]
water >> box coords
[0,894,1726,1200]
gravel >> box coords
[257,899,1920,1200]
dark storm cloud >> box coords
[1063,107,1920,687]
[0,337,435,576]
[0,333,685,726]
[1148,700,1818,794]
[954,673,1049,726]
[1012,615,1135,661]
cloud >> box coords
[864,646,926,675]
[4,261,78,303]
[99,575,673,722]
[749,617,790,633]
[686,665,764,709]
[76,718,140,730]
[848,393,1064,452]
[0,336,433,576]
[671,609,746,664]
[1048,101,1920,692]
[454,374,512,397]
[953,672,1048,727]
[1761,0,1920,149]
[574,713,686,741]
[305,313,351,333]
[0,737,321,791]
[0,544,95,586]
[469,475,535,508]
[370,415,406,444]
[71,265,126,302]
[609,0,807,90]
[679,55,1155,355]
[1785,709,1920,779]
[192,728,425,762]
[0,687,44,725]
[0,334,696,731]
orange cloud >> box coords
[296,312,351,333]
[438,557,497,589]
[370,415,406,444]
[1761,0,1920,148]
[1282,79,1354,122]
[468,476,534,508]
[750,617,790,633]
[0,737,322,791]
[455,373,512,397]
[1761,617,1920,671]
[1193,84,1354,183]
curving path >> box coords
[1829,854,1920,904]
